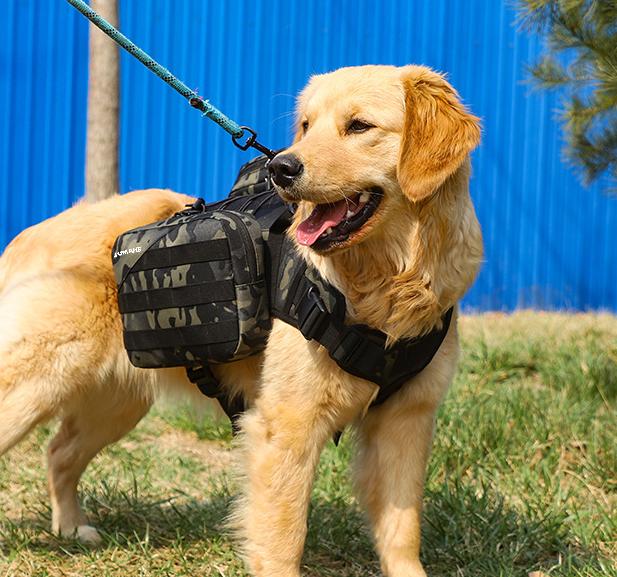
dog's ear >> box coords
[397,66,481,201]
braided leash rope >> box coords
[67,0,276,158]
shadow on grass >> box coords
[1,481,613,577]
[304,485,613,577]
[422,480,615,577]
[0,488,233,556]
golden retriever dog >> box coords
[0,64,482,577]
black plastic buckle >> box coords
[185,197,206,212]
[298,285,330,341]
[186,365,219,398]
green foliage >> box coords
[518,0,617,188]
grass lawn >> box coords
[0,313,615,577]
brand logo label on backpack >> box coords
[114,246,142,259]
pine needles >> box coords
[518,0,617,189]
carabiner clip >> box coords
[231,126,278,159]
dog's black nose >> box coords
[268,154,304,188]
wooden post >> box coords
[85,0,119,202]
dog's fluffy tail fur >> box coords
[0,189,193,457]
[0,237,20,297]
[0,261,6,296]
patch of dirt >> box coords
[157,429,233,473]
[119,419,233,474]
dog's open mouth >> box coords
[296,188,383,251]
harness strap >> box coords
[187,365,244,434]
[288,276,454,407]
[183,192,293,434]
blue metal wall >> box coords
[1,0,615,311]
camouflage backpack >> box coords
[112,157,280,369]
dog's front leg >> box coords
[352,333,458,577]
[354,400,437,577]
[234,321,374,577]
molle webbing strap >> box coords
[124,321,239,350]
[118,279,236,313]
[130,240,229,271]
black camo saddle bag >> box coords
[112,156,284,369]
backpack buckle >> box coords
[182,197,206,213]
[186,364,219,397]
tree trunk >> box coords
[85,0,119,202]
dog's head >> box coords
[269,65,481,255]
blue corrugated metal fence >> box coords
[0,0,615,311]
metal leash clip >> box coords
[232,126,278,159]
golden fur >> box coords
[0,65,482,577]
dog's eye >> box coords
[301,120,309,134]
[347,119,374,134]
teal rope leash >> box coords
[67,0,276,158]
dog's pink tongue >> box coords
[296,200,349,246]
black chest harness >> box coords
[113,156,452,429]
[184,157,452,427]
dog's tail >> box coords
[0,383,54,457]
[0,246,9,296]
[0,260,11,298]
[0,269,85,457]
[0,235,20,297]
[0,229,37,298]
[0,271,48,455]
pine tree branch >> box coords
[518,0,617,190]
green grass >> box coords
[0,313,615,576]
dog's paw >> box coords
[75,524,103,545]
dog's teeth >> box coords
[326,227,333,234]
[346,210,354,218]
[359,192,370,204]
